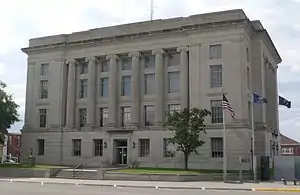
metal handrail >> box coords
[72,164,83,177]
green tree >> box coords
[0,81,20,144]
[166,108,210,170]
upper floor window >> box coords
[282,147,293,155]
[100,107,108,127]
[36,139,45,156]
[40,63,49,76]
[168,72,180,93]
[121,57,132,70]
[40,80,48,99]
[209,44,222,59]
[101,59,109,72]
[121,107,131,127]
[210,65,222,88]
[144,73,155,94]
[144,55,155,69]
[79,108,87,127]
[121,76,131,96]
[79,79,88,98]
[100,77,109,97]
[211,138,223,158]
[79,60,88,74]
[39,109,47,128]
[168,53,180,66]
[144,105,155,126]
[211,100,223,124]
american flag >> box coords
[222,94,235,119]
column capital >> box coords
[152,49,165,55]
[177,46,189,53]
[85,57,98,64]
[66,59,77,65]
[128,51,141,58]
[106,54,119,60]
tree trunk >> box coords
[184,153,189,170]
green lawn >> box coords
[0,163,67,170]
[109,167,249,175]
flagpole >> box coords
[251,94,257,182]
[222,88,227,182]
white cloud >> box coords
[0,62,4,75]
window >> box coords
[79,79,88,98]
[121,57,132,70]
[138,139,150,157]
[168,104,180,114]
[79,60,88,74]
[210,65,222,88]
[209,44,222,59]
[101,59,109,72]
[100,77,109,97]
[79,108,87,127]
[144,74,155,94]
[168,53,180,66]
[247,67,250,90]
[40,63,49,75]
[100,108,108,127]
[121,107,131,127]
[16,136,20,147]
[211,138,223,158]
[93,139,103,156]
[163,138,175,157]
[168,72,180,93]
[144,105,155,126]
[39,109,47,128]
[246,48,250,62]
[36,139,45,155]
[121,76,131,96]
[211,100,223,124]
[40,80,48,99]
[72,139,81,156]
[281,147,294,155]
[144,55,155,69]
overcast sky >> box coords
[1,0,299,141]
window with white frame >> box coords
[40,80,48,99]
[211,138,223,158]
[39,109,47,128]
[211,100,223,124]
[93,139,103,156]
[121,76,131,96]
[138,139,150,157]
[163,138,175,157]
[144,73,155,94]
[100,77,109,97]
[168,72,180,93]
[79,108,87,127]
[40,63,49,76]
[144,105,155,126]
[79,79,88,98]
[72,139,81,156]
[210,65,222,88]
[100,107,108,127]
[281,147,294,154]
[121,107,131,127]
[209,44,222,59]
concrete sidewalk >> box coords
[0,178,300,192]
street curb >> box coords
[254,188,300,192]
[0,179,254,191]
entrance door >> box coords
[116,147,127,165]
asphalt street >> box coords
[0,182,292,195]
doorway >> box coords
[114,140,128,165]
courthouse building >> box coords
[21,9,281,169]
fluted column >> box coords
[66,60,76,129]
[152,49,165,126]
[107,54,119,127]
[129,52,141,127]
[177,46,189,110]
[86,57,97,127]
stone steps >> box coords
[55,169,99,180]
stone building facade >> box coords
[21,9,281,170]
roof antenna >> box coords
[150,0,154,21]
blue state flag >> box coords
[253,93,267,103]
[279,96,291,108]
